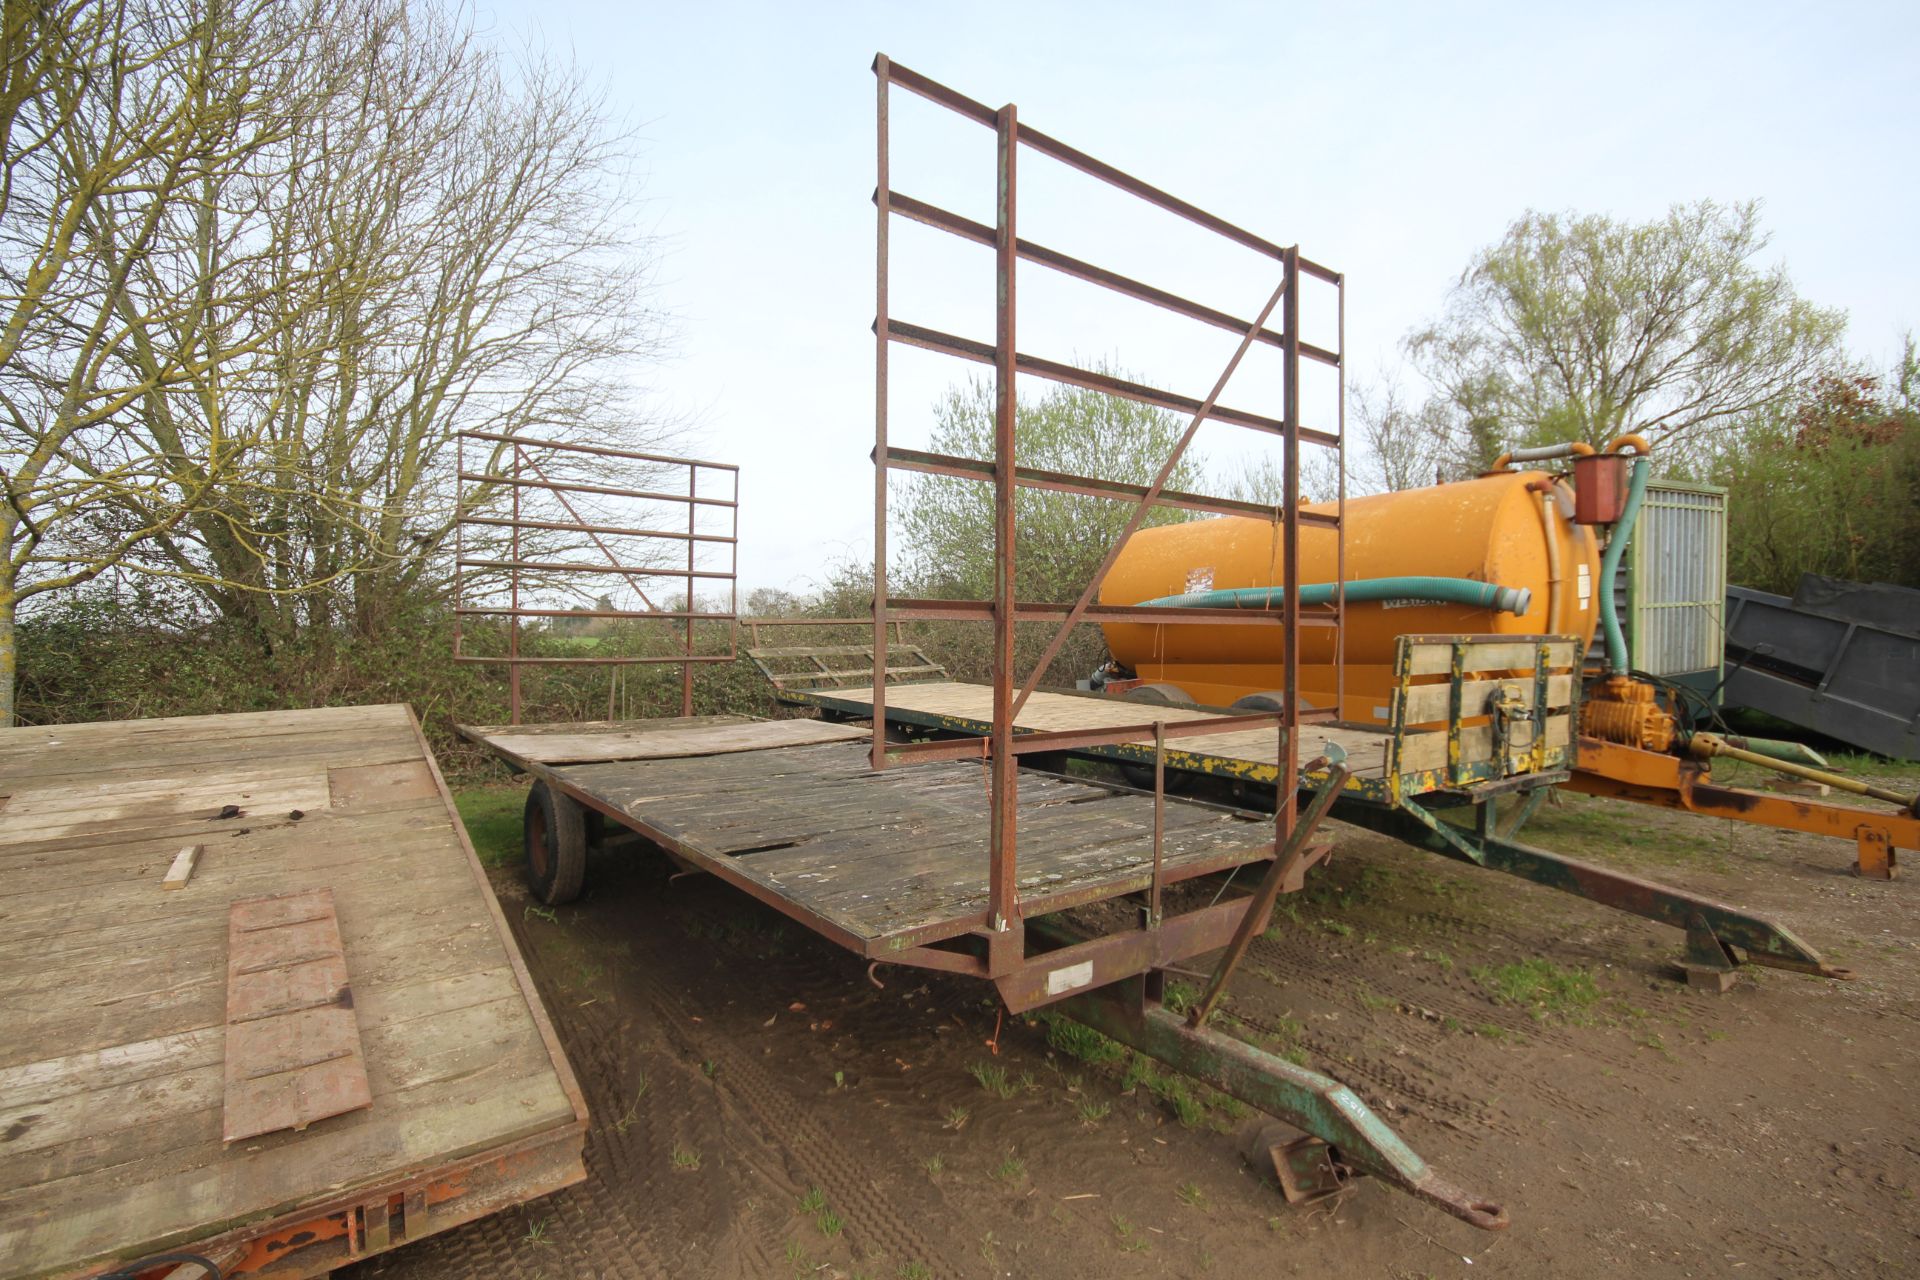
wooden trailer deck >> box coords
[783,671,1577,804]
[789,681,1396,790]
[0,705,586,1280]
[457,715,1280,956]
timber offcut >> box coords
[0,704,586,1280]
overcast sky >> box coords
[481,1,1918,598]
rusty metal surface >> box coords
[867,58,1350,994]
[223,888,372,1145]
[452,431,740,722]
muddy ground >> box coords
[343,759,1919,1280]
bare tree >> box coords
[108,2,672,653]
[0,0,671,720]
[1347,376,1449,493]
[0,0,336,722]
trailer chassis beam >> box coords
[1337,797,1853,981]
[1053,977,1509,1231]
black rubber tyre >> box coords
[1118,683,1197,789]
[1124,682,1196,707]
[524,780,587,905]
[1229,690,1321,714]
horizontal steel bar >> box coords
[885,320,1341,448]
[458,558,735,581]
[458,430,739,473]
[886,597,1338,627]
[885,192,1340,369]
[459,515,737,543]
[882,446,1341,527]
[453,653,739,667]
[454,607,733,620]
[457,472,736,507]
[743,616,879,628]
[878,58,1339,283]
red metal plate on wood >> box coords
[224,887,372,1144]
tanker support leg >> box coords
[1336,796,1853,985]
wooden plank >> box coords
[1397,713,1572,773]
[328,760,439,810]
[460,714,751,739]
[1403,638,1577,677]
[478,716,869,765]
[223,888,372,1143]
[161,845,202,890]
[1397,673,1574,726]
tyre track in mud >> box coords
[1231,926,1687,1139]
[587,879,958,1278]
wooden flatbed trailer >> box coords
[457,709,1515,1229]
[0,705,586,1280]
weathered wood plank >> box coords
[1397,673,1574,726]
[160,844,201,890]
[1402,638,1578,677]
[223,888,372,1143]
[476,716,869,765]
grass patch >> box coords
[453,785,524,868]
[991,1153,1027,1183]
[1078,1098,1111,1124]
[1474,958,1601,1021]
[1111,1212,1150,1254]
[1176,1180,1208,1209]
[1043,1012,1127,1065]
[671,1144,701,1170]
[969,1062,1017,1099]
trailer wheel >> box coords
[1124,682,1196,707]
[1118,683,1197,789]
[1229,690,1319,714]
[524,780,587,905]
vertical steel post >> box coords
[1278,247,1301,846]
[1150,720,1166,927]
[871,56,892,771]
[1335,274,1347,718]
[682,466,697,716]
[988,101,1019,937]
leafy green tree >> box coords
[895,372,1204,600]
[892,373,1208,685]
[1711,367,1920,592]
[1409,200,1847,474]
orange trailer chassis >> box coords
[1569,736,1909,879]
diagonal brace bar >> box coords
[1008,272,1292,720]
[1054,982,1509,1231]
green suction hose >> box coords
[1140,576,1533,615]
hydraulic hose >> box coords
[1598,437,1652,675]
[1689,733,1920,816]
[1140,576,1533,616]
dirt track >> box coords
[342,772,1920,1280]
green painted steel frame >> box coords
[1053,980,1509,1231]
[1334,800,1850,979]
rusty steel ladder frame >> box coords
[865,55,1507,1231]
[452,431,740,723]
